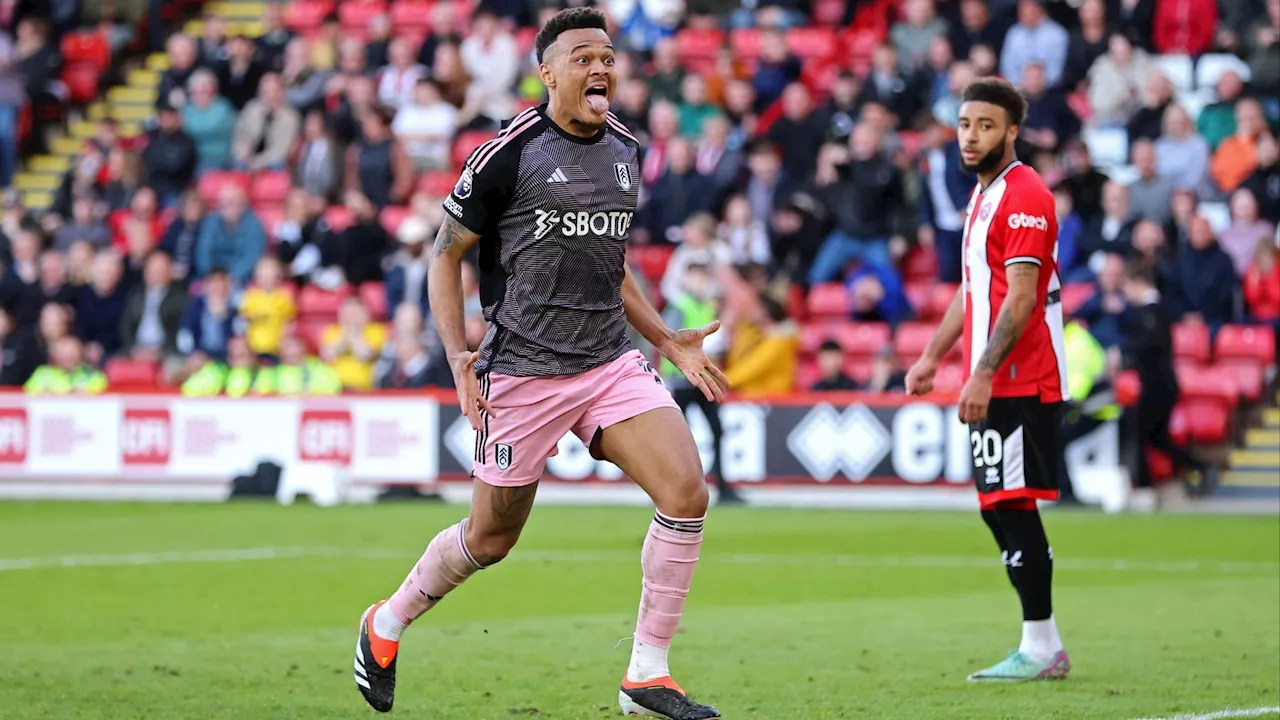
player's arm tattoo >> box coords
[427,216,482,359]
[487,483,538,534]
[976,262,1041,375]
[431,215,477,260]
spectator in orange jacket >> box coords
[1211,98,1266,194]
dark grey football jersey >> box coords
[444,105,642,377]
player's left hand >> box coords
[658,321,731,403]
[957,373,993,424]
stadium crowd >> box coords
[0,0,1276,411]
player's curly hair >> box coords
[534,7,608,64]
[962,77,1028,127]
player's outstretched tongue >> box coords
[586,88,609,114]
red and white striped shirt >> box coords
[961,161,1069,403]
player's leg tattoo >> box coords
[468,482,540,564]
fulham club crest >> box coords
[614,163,633,191]
[495,443,513,471]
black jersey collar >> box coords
[538,103,608,145]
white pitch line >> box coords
[1129,706,1280,720]
[0,547,1276,575]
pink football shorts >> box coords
[472,349,679,486]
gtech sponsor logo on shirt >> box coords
[1007,213,1048,231]
[533,209,634,240]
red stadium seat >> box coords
[105,358,160,389]
[513,26,538,57]
[323,206,355,232]
[1172,322,1211,364]
[389,1,433,32]
[61,30,110,66]
[339,0,388,30]
[627,244,675,285]
[934,363,966,393]
[931,283,959,319]
[1176,363,1238,411]
[418,171,457,197]
[359,282,389,320]
[255,205,285,236]
[676,28,724,63]
[845,357,874,385]
[1215,324,1276,367]
[786,27,837,62]
[806,283,849,319]
[379,205,411,235]
[832,322,892,357]
[903,281,933,319]
[283,0,334,31]
[1061,283,1094,317]
[891,324,930,363]
[902,246,938,283]
[893,321,939,362]
[1218,359,1265,403]
[1182,398,1231,444]
[729,29,761,59]
[297,283,351,319]
[799,322,832,357]
[795,360,821,391]
[62,63,101,104]
[250,170,291,204]
[839,29,880,67]
[800,59,842,95]
[452,131,496,168]
[296,317,331,353]
[197,171,250,205]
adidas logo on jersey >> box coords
[1007,213,1048,231]
[546,168,569,184]
[533,209,634,240]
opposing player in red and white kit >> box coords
[906,77,1072,682]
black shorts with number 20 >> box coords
[969,396,1063,510]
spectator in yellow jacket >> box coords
[724,296,799,395]
[320,296,387,390]
[239,256,295,360]
[24,336,108,395]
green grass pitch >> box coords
[0,501,1277,720]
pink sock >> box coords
[634,512,704,648]
[387,520,484,625]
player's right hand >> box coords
[450,351,497,431]
[904,358,938,396]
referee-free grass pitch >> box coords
[0,501,1276,720]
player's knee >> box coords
[463,525,521,567]
[654,473,710,519]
